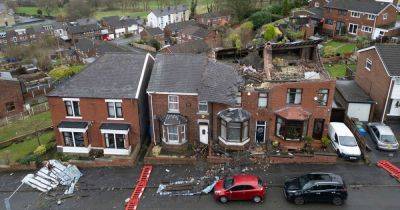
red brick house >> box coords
[321,0,399,39]
[147,39,335,153]
[47,53,154,155]
[195,12,231,27]
[140,27,165,44]
[0,72,24,118]
[355,44,400,122]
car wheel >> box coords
[332,197,343,206]
[336,150,342,157]
[219,196,228,203]
[253,196,262,203]
[294,196,305,205]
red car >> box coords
[214,174,266,203]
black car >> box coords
[283,173,348,206]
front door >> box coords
[199,124,209,144]
[255,121,266,144]
[312,119,325,140]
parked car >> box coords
[283,172,348,206]
[214,174,266,203]
[366,123,399,151]
[328,122,362,160]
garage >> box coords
[334,80,375,122]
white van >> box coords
[328,122,362,160]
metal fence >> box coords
[0,102,49,127]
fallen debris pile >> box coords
[22,160,82,195]
[157,177,218,196]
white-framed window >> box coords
[361,26,372,33]
[315,2,319,7]
[348,23,358,34]
[104,133,126,149]
[383,13,388,20]
[198,101,208,113]
[367,14,376,20]
[258,93,268,108]
[106,99,123,119]
[219,119,249,143]
[235,92,242,106]
[351,11,361,18]
[164,125,186,143]
[365,58,372,71]
[168,95,179,112]
[63,98,81,117]
[63,132,84,147]
[286,89,302,104]
[317,89,329,106]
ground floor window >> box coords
[162,124,186,144]
[104,133,126,149]
[219,119,249,143]
[62,132,84,147]
[275,116,308,141]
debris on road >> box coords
[21,160,82,194]
[156,177,218,196]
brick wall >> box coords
[48,97,141,149]
[355,48,391,121]
[0,79,24,118]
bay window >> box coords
[219,119,249,143]
[275,116,308,141]
[161,113,187,145]
[62,132,84,147]
[104,133,126,149]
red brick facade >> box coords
[149,80,335,151]
[0,79,24,118]
[354,48,391,121]
[48,97,142,153]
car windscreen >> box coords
[339,136,358,147]
[224,177,234,189]
[381,135,397,143]
[299,175,309,189]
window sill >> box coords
[162,138,187,145]
[104,146,131,156]
[57,146,90,154]
[197,112,209,115]
[66,116,82,119]
[107,118,125,121]
[218,136,250,146]
[168,110,180,114]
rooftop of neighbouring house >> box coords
[325,0,391,14]
[150,4,188,17]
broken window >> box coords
[276,116,308,141]
[258,93,268,108]
[286,89,302,105]
[5,102,15,112]
[317,89,329,106]
[219,119,249,143]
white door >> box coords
[199,124,208,144]
[347,103,371,122]
[389,99,400,116]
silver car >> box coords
[367,123,399,151]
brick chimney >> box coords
[263,42,273,80]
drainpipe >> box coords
[372,15,377,40]
[149,93,156,145]
[382,77,394,123]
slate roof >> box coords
[197,12,229,19]
[100,123,131,130]
[181,25,209,38]
[148,54,243,105]
[75,38,131,55]
[102,16,142,28]
[375,44,400,76]
[335,80,374,103]
[218,108,251,123]
[48,53,148,99]
[68,24,101,34]
[165,20,198,33]
[161,113,188,125]
[151,5,188,17]
[144,27,163,36]
[58,121,89,129]
[325,0,391,14]
[308,7,323,19]
[166,39,210,54]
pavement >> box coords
[1,163,400,210]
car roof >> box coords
[232,174,259,186]
[330,122,353,136]
[370,123,395,135]
[306,173,344,185]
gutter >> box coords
[382,77,394,123]
[149,93,157,145]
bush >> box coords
[249,10,272,29]
[48,65,84,80]
[18,154,41,165]
[34,145,47,156]
[263,24,278,41]
[227,33,241,48]
[147,39,161,50]
[323,46,336,58]
[321,136,330,148]
[304,136,313,145]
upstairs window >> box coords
[198,101,208,113]
[168,95,179,112]
[258,93,268,108]
[368,14,376,20]
[351,11,361,18]
[365,58,372,71]
[107,100,123,119]
[383,13,388,20]
[317,89,329,106]
[235,92,242,106]
[64,99,81,117]
[338,10,347,16]
[287,89,302,105]
[325,19,333,25]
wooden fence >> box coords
[0,102,49,127]
[344,116,369,160]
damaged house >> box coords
[47,53,154,156]
[147,38,335,153]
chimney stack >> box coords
[263,42,273,80]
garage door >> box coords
[347,103,372,122]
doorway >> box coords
[199,123,209,144]
[255,121,267,144]
[312,118,325,140]
[348,23,358,35]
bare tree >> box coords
[36,0,58,16]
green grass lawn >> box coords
[325,63,356,78]
[16,6,64,17]
[324,40,357,55]
[0,131,54,163]
[0,111,52,142]
[94,10,149,19]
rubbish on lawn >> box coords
[165,169,170,173]
[157,177,218,196]
[21,159,82,194]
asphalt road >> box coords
[0,163,399,210]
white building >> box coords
[147,5,190,30]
